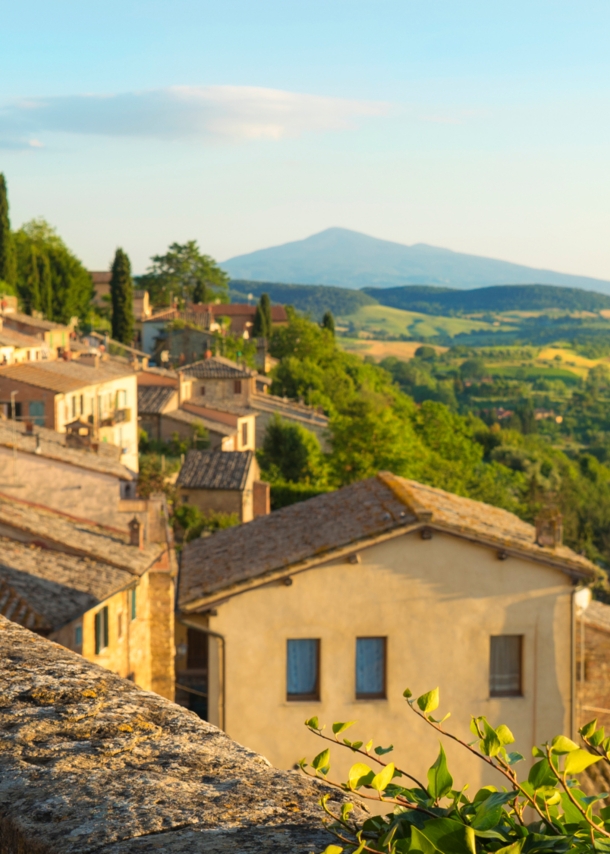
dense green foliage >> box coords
[141,240,229,307]
[253,292,273,337]
[323,310,336,335]
[173,504,239,542]
[230,279,377,320]
[266,311,610,580]
[110,248,134,344]
[0,174,16,288]
[303,687,610,854]
[14,220,92,322]
[363,284,610,315]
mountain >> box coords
[363,284,610,315]
[222,228,610,294]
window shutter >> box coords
[356,637,386,698]
[490,635,522,696]
[287,639,320,699]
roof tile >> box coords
[177,450,253,491]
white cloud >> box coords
[0,86,390,149]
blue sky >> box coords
[1,1,609,277]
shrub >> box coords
[301,687,610,854]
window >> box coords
[234,380,242,395]
[187,628,208,669]
[117,389,127,408]
[79,394,84,415]
[241,421,248,447]
[287,639,320,700]
[71,395,76,418]
[74,624,82,647]
[200,385,206,396]
[117,612,123,639]
[28,401,45,426]
[356,637,386,699]
[94,606,109,654]
[490,635,523,697]
[130,588,137,620]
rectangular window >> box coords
[241,421,248,447]
[117,389,127,408]
[356,637,386,699]
[79,394,84,415]
[287,639,320,701]
[28,401,45,426]
[117,612,123,639]
[71,395,76,418]
[94,606,109,654]
[130,588,137,621]
[490,635,523,697]
[200,385,206,396]
[74,624,82,648]
[234,379,242,395]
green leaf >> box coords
[374,744,394,755]
[312,748,330,773]
[340,803,353,821]
[470,717,483,738]
[417,687,440,714]
[410,818,476,854]
[480,719,502,757]
[495,724,515,746]
[532,746,545,758]
[348,762,375,790]
[551,735,579,754]
[305,716,319,729]
[427,744,453,800]
[365,739,373,752]
[590,727,606,747]
[371,762,395,793]
[321,846,343,854]
[564,749,603,775]
[580,719,598,739]
[494,842,525,854]
[528,759,557,789]
[506,751,524,766]
[403,688,413,698]
[332,721,357,736]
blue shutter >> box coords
[287,639,319,697]
[356,638,386,697]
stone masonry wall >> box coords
[0,616,345,853]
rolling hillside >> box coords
[222,228,610,293]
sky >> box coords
[1,1,609,277]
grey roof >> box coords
[0,616,348,853]
[177,450,253,491]
[584,600,610,631]
[186,397,254,417]
[0,494,165,576]
[0,358,135,393]
[163,408,236,437]
[3,312,70,332]
[0,537,133,631]
[138,384,177,414]
[183,356,256,380]
[0,420,134,479]
[179,472,599,609]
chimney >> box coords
[128,516,144,550]
[535,509,563,548]
[80,352,100,369]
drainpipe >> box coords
[571,585,592,738]
[177,617,226,732]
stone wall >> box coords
[0,616,345,853]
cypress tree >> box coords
[23,245,41,314]
[322,310,335,336]
[38,251,53,319]
[253,293,272,338]
[110,248,134,344]
[0,174,16,288]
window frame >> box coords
[286,638,321,702]
[130,587,137,621]
[241,420,248,447]
[489,634,523,698]
[355,636,387,700]
[234,379,242,395]
[94,606,109,655]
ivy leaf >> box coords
[495,724,515,746]
[305,716,319,730]
[480,719,502,757]
[590,727,606,747]
[564,749,603,775]
[427,744,453,800]
[506,752,524,766]
[579,719,598,739]
[321,847,343,854]
[494,842,525,854]
[403,688,413,698]
[374,744,394,755]
[417,688,440,714]
[340,803,353,821]
[551,735,579,754]
[371,762,395,793]
[528,759,557,789]
[332,721,357,736]
[312,748,331,774]
[410,818,476,854]
[348,762,375,790]
[365,739,373,752]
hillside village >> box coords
[2,176,610,849]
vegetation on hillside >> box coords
[139,240,229,307]
[302,686,610,854]
[230,279,377,320]
[110,248,134,344]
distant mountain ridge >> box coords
[222,228,610,294]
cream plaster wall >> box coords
[203,529,573,786]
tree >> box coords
[14,220,92,322]
[257,415,327,484]
[322,310,335,336]
[110,248,134,344]
[142,241,229,307]
[0,174,16,288]
[303,686,610,854]
[253,293,273,338]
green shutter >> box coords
[95,612,101,654]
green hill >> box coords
[229,279,377,319]
[362,284,610,314]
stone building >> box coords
[1,310,73,355]
[0,616,343,852]
[177,449,269,523]
[0,492,176,699]
[0,357,139,471]
[177,472,598,783]
[576,598,610,731]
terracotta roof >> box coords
[163,407,236,437]
[0,328,47,348]
[584,600,610,631]
[207,303,288,322]
[0,359,135,392]
[0,537,133,631]
[179,472,598,610]
[0,421,134,479]
[186,397,253,417]
[0,494,164,576]
[183,356,256,380]
[178,450,253,491]
[3,312,70,332]
[138,385,177,414]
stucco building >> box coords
[0,492,176,699]
[177,472,598,784]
